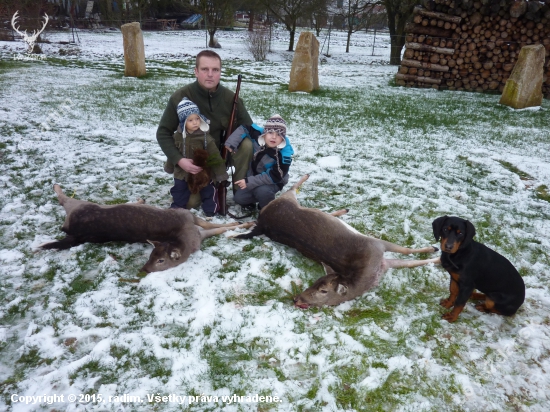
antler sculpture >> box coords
[11,11,49,53]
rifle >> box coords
[217,74,242,216]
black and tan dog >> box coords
[432,215,525,322]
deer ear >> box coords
[336,284,348,295]
[322,263,337,275]
[170,249,181,260]
[147,240,161,247]
[432,216,448,241]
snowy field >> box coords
[1,25,550,411]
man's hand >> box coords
[235,179,247,189]
[178,158,203,174]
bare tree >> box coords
[197,0,234,47]
[332,0,378,53]
[245,28,270,60]
[261,0,313,51]
[381,0,418,65]
[237,0,266,31]
[304,0,329,37]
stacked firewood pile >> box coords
[396,0,550,98]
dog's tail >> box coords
[39,236,78,250]
[233,225,263,240]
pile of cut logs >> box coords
[396,0,550,98]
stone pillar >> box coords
[121,22,146,77]
[289,32,319,93]
[499,44,544,109]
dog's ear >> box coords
[461,219,476,246]
[432,216,448,241]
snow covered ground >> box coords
[1,25,550,411]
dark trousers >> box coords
[170,178,218,215]
[234,184,280,209]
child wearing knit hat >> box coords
[224,114,294,210]
[169,98,228,216]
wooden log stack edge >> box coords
[396,0,550,99]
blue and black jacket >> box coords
[225,124,294,190]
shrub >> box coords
[244,29,269,61]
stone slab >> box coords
[499,44,544,109]
[289,32,319,93]
[121,22,146,78]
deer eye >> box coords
[157,259,165,264]
[320,289,328,294]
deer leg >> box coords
[53,184,88,215]
[289,174,310,192]
[378,239,439,255]
[199,222,255,241]
[385,256,440,269]
[329,209,349,217]
[284,174,310,201]
[193,216,240,229]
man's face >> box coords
[194,56,221,91]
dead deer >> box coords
[235,174,440,308]
[40,184,252,273]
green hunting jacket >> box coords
[173,128,228,183]
[157,80,252,166]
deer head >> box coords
[11,11,49,54]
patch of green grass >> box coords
[202,343,247,391]
[0,59,28,71]
[241,243,255,252]
[496,160,534,180]
[13,230,31,240]
[61,275,96,309]
[108,345,172,383]
[104,198,129,205]
[356,369,460,410]
[343,307,392,325]
[155,176,171,185]
[0,370,25,405]
[43,264,59,282]
[269,263,287,279]
[535,185,550,202]
[5,298,31,319]
[17,348,54,368]
[241,278,287,305]
[305,382,320,400]
[69,358,105,384]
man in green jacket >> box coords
[157,50,253,209]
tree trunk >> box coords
[346,28,352,53]
[248,10,254,31]
[385,1,416,65]
[208,29,217,47]
[390,14,408,65]
[288,28,295,51]
[387,10,400,64]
